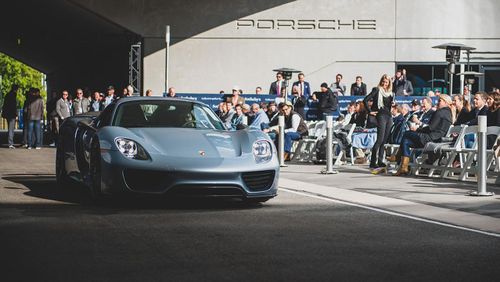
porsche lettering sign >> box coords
[236,19,376,31]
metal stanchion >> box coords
[470,115,494,196]
[278,115,286,167]
[322,115,338,174]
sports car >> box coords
[56,97,279,202]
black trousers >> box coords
[370,112,393,167]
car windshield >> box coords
[112,100,226,130]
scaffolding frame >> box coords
[129,43,142,95]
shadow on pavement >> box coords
[2,174,265,212]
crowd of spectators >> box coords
[2,69,499,171]
[1,84,139,149]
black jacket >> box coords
[467,106,489,125]
[315,89,338,113]
[363,87,393,116]
[454,108,472,125]
[1,90,17,119]
[417,106,452,144]
[487,109,500,126]
[350,82,367,96]
[269,80,286,95]
[393,77,413,96]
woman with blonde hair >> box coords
[452,94,472,125]
[363,74,394,171]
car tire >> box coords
[89,140,105,202]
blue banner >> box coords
[177,93,435,121]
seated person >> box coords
[410,97,434,129]
[264,101,308,161]
[266,101,279,121]
[230,104,246,130]
[452,94,472,125]
[350,100,368,128]
[388,104,410,145]
[249,103,270,130]
[338,102,356,126]
[394,94,453,176]
[365,98,378,129]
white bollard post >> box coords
[278,115,286,167]
[470,115,494,196]
[322,115,338,174]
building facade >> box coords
[133,0,500,95]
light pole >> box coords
[165,25,170,96]
[432,43,476,95]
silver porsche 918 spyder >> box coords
[56,97,279,202]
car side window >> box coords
[94,104,115,128]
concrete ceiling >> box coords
[0,0,293,92]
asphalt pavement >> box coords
[1,146,500,282]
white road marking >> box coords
[280,187,500,238]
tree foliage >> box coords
[0,52,46,108]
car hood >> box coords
[128,128,247,158]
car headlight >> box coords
[115,137,149,160]
[253,140,272,163]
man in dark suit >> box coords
[350,76,367,96]
[393,69,413,96]
[291,73,311,118]
[269,72,287,96]
[292,73,311,98]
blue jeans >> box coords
[400,131,424,157]
[284,131,301,153]
[28,120,42,147]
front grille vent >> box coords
[242,170,275,191]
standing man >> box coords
[350,76,367,96]
[89,91,104,112]
[269,72,286,96]
[103,86,115,107]
[2,85,18,148]
[126,85,134,97]
[330,73,347,96]
[46,91,59,146]
[292,72,311,118]
[26,89,44,149]
[228,86,245,106]
[56,90,72,126]
[73,88,90,115]
[292,73,311,98]
[255,87,263,94]
[312,83,338,120]
[393,69,413,96]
